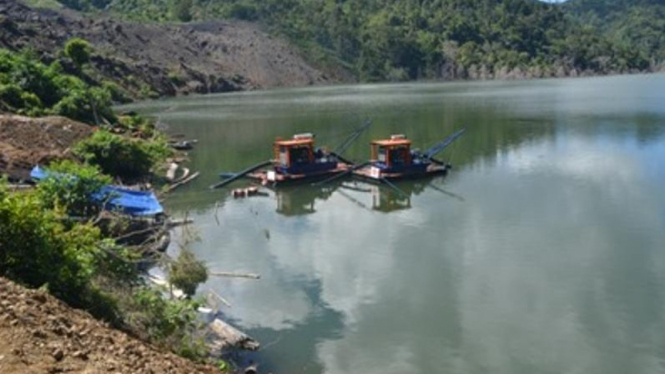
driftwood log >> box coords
[164,171,200,193]
[208,318,260,353]
[209,271,261,280]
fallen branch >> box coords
[164,171,200,193]
[209,271,261,280]
[167,218,194,228]
[208,289,232,308]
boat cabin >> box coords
[273,133,337,175]
[371,135,416,172]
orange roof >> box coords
[274,138,315,147]
[371,139,412,147]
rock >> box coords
[52,348,64,361]
[72,350,89,360]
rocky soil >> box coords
[0,114,92,180]
[0,277,220,374]
[0,0,341,98]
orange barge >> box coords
[353,130,464,182]
[247,133,352,186]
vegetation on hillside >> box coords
[0,49,117,123]
[51,0,664,81]
[565,0,665,67]
[0,162,210,360]
[0,45,172,182]
[0,39,209,362]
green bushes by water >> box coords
[73,129,172,181]
[36,160,111,217]
[0,165,209,360]
[0,182,104,308]
[0,36,211,363]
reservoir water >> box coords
[125,74,665,374]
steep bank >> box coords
[0,115,92,180]
[0,0,339,98]
[0,277,219,374]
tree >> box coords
[64,38,92,66]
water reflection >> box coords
[126,75,665,374]
[270,176,464,216]
[274,184,338,216]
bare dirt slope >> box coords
[0,0,339,97]
[0,277,220,374]
[0,114,92,180]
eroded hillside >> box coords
[0,0,339,98]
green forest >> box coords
[47,0,665,82]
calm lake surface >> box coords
[125,75,665,374]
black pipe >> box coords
[210,160,273,189]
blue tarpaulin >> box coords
[30,166,164,217]
[95,186,164,216]
[29,165,50,181]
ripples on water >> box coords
[123,74,665,374]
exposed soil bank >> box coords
[0,0,338,98]
[0,114,92,180]
[0,277,220,374]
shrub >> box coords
[73,130,172,181]
[102,80,131,104]
[227,3,259,21]
[117,113,156,136]
[64,38,93,66]
[172,0,193,22]
[169,248,208,298]
[36,160,111,217]
[0,48,116,124]
[125,287,208,357]
[53,86,116,124]
[0,83,28,111]
[0,183,101,308]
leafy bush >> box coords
[0,183,105,310]
[102,80,131,104]
[0,49,117,124]
[227,3,259,21]
[169,248,208,298]
[37,160,111,217]
[0,83,36,113]
[1,177,213,361]
[117,113,158,137]
[73,129,172,181]
[124,287,208,358]
[172,0,193,22]
[64,38,93,66]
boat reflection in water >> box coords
[272,176,462,216]
[274,183,339,216]
[355,176,461,213]
[368,183,412,212]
